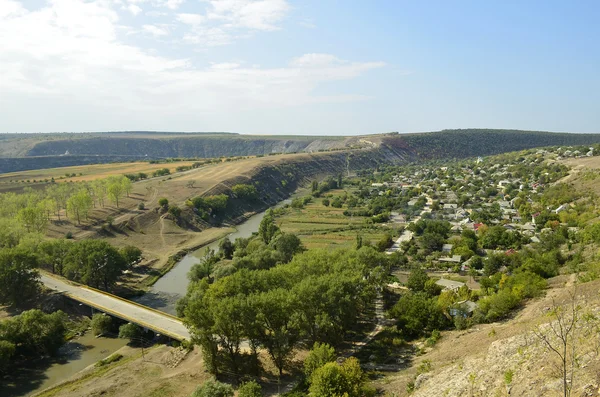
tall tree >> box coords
[0,248,40,306]
[66,190,92,225]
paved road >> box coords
[41,274,191,341]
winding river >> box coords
[136,199,292,314]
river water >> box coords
[1,333,127,397]
[136,199,292,314]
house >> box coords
[554,204,569,214]
[449,300,478,317]
[442,244,454,253]
[443,203,458,211]
[435,278,465,292]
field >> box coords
[276,189,400,249]
[0,160,203,192]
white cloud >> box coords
[179,0,290,45]
[0,0,385,131]
[142,24,169,36]
[177,12,205,25]
[161,0,185,10]
[127,4,142,15]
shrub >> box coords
[158,198,169,207]
[238,380,263,397]
[65,231,73,239]
[304,342,336,378]
[137,202,145,210]
[191,379,234,397]
[168,205,182,218]
[91,313,113,336]
[118,323,143,341]
[95,353,123,367]
[322,198,330,207]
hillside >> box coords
[2,129,600,174]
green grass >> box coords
[95,353,124,367]
[275,193,398,249]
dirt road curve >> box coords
[40,273,191,341]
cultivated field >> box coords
[276,190,399,249]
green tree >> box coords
[258,210,279,244]
[64,240,127,290]
[0,340,15,372]
[158,197,169,207]
[407,267,429,292]
[191,379,234,397]
[271,233,304,263]
[39,239,72,275]
[91,313,113,336]
[322,198,330,207]
[219,238,234,260]
[121,176,133,197]
[308,357,368,397]
[67,189,93,224]
[0,310,68,357]
[118,323,143,341]
[238,380,263,397]
[119,245,142,267]
[16,206,47,233]
[107,176,125,207]
[0,248,40,306]
[304,342,336,378]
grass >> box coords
[275,192,398,249]
[95,353,124,367]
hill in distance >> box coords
[1,129,600,173]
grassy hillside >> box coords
[2,129,600,174]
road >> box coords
[40,273,191,341]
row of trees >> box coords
[0,175,134,233]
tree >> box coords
[238,380,263,397]
[0,309,68,357]
[322,198,330,207]
[64,240,127,290]
[376,233,393,252]
[532,291,580,397]
[0,340,15,373]
[121,176,133,197]
[253,288,301,377]
[407,267,429,292]
[272,233,304,263]
[91,313,112,336]
[308,357,368,397]
[107,177,125,207]
[118,323,143,341]
[17,206,47,233]
[191,379,234,397]
[67,190,93,224]
[158,197,169,207]
[219,238,234,259]
[0,248,40,306]
[258,210,279,244]
[304,342,336,378]
[39,239,72,275]
[119,245,142,267]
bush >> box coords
[65,231,73,239]
[95,353,123,367]
[322,198,330,207]
[120,245,142,267]
[118,323,143,341]
[304,342,336,378]
[168,205,182,218]
[137,202,145,210]
[191,379,234,397]
[158,198,169,207]
[91,313,113,336]
[238,380,263,397]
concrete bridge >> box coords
[40,273,191,341]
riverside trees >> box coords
[182,245,390,378]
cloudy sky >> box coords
[1,0,598,134]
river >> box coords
[1,332,127,397]
[136,199,292,314]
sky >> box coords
[0,0,599,135]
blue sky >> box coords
[0,0,598,135]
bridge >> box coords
[40,273,191,342]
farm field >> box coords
[0,160,202,191]
[276,189,400,249]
